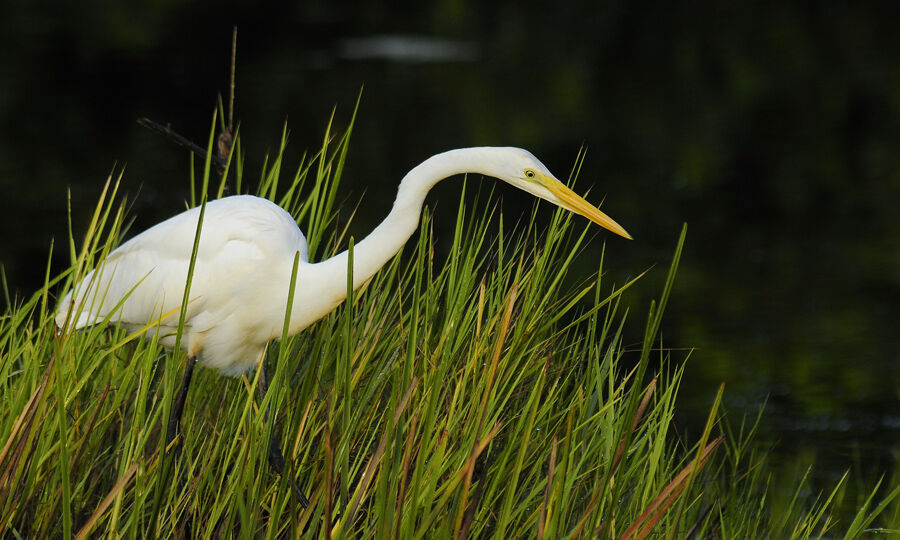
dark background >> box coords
[1,1,897,485]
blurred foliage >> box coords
[0,0,897,481]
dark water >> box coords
[2,3,897,488]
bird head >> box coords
[489,148,632,240]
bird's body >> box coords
[56,147,630,376]
[58,196,315,374]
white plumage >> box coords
[56,147,630,376]
[57,196,310,374]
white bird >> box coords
[57,147,630,373]
[55,146,631,505]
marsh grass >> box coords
[1,108,898,538]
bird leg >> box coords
[166,356,197,450]
[258,363,311,508]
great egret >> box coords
[55,146,631,506]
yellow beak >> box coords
[544,177,632,240]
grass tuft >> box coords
[1,109,897,538]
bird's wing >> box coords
[55,196,307,333]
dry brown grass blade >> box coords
[0,354,55,494]
[613,377,658,471]
[324,417,334,540]
[456,471,484,540]
[616,436,724,540]
[74,460,139,540]
[453,420,503,515]
[452,452,479,538]
[537,436,559,540]
[484,284,518,394]
[393,413,419,533]
[291,399,314,459]
[451,420,505,539]
[471,283,517,442]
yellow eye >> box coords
[524,169,536,179]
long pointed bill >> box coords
[544,178,633,239]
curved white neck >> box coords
[296,148,497,326]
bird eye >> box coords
[524,169,536,179]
